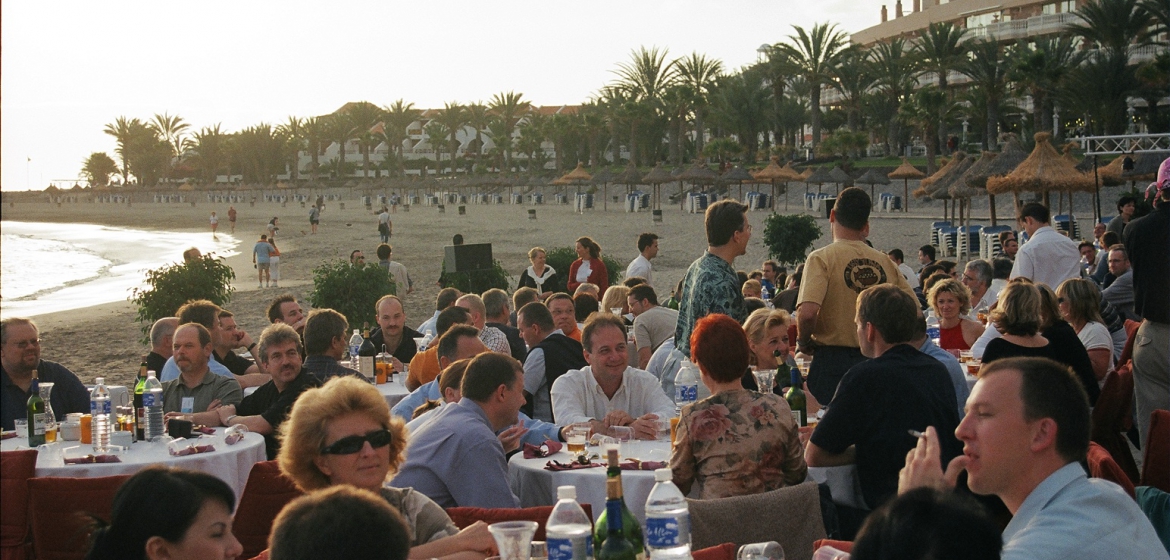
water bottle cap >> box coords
[557,486,577,500]
[654,467,672,482]
[95,377,105,385]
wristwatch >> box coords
[224,415,238,425]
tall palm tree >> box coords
[424,121,449,171]
[613,46,678,102]
[276,116,304,181]
[464,103,490,170]
[1067,0,1153,54]
[870,38,920,154]
[961,39,1015,148]
[1011,37,1084,137]
[302,117,327,181]
[149,113,189,158]
[381,100,421,175]
[483,116,512,171]
[517,112,549,171]
[489,91,531,171]
[899,86,956,174]
[708,69,770,163]
[915,22,969,152]
[672,52,724,156]
[1142,0,1170,35]
[433,102,466,174]
[344,102,385,178]
[191,124,229,183]
[661,85,691,165]
[829,46,876,133]
[103,116,145,184]
[578,102,609,167]
[1063,49,1140,134]
[774,23,848,149]
[327,112,358,179]
[81,152,119,187]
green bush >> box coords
[441,260,511,294]
[543,247,622,292]
[130,254,235,343]
[762,213,823,266]
[308,260,396,329]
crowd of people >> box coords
[2,160,1168,560]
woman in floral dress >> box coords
[670,313,807,499]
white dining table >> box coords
[244,376,411,409]
[1,428,267,499]
[508,438,866,521]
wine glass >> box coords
[738,541,785,560]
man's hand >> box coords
[453,521,497,555]
[235,330,255,351]
[215,405,238,426]
[629,414,659,440]
[497,424,529,454]
[898,426,968,494]
[391,356,405,373]
[602,410,634,428]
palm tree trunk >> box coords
[694,111,705,157]
[937,73,949,154]
[986,98,1000,151]
[810,84,822,149]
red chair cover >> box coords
[1091,362,1139,483]
[1142,410,1170,492]
[812,539,854,553]
[1117,320,1141,369]
[233,461,304,559]
[28,474,130,560]
[693,542,737,560]
[0,450,38,560]
[1086,442,1136,499]
[445,504,592,542]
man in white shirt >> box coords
[1009,203,1081,289]
[887,249,921,290]
[551,314,675,439]
[960,259,997,316]
[417,288,461,336]
[624,232,659,284]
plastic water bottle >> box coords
[348,329,363,368]
[547,486,594,560]
[143,371,165,441]
[644,468,691,560]
[420,329,435,351]
[674,359,700,411]
[90,377,113,452]
[925,311,941,347]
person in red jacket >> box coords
[568,236,609,294]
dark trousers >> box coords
[807,345,866,404]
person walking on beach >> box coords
[228,206,237,234]
[309,204,320,234]
[268,217,280,240]
[268,238,282,288]
[210,211,219,237]
[254,234,275,288]
[378,206,392,243]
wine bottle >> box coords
[593,446,644,559]
[596,477,638,560]
[785,366,807,427]
[358,333,377,381]
[134,360,148,441]
[27,378,46,446]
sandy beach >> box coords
[4,181,1122,387]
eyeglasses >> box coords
[319,429,392,455]
[12,339,40,350]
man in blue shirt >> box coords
[675,199,751,358]
[900,357,1167,560]
[253,234,275,288]
[159,300,238,383]
[1,318,89,430]
[391,352,525,509]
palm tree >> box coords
[661,85,691,165]
[870,38,920,154]
[915,22,968,150]
[960,39,1015,149]
[517,113,549,171]
[302,117,327,181]
[774,23,848,149]
[433,102,467,174]
[464,103,491,170]
[1011,37,1084,137]
[81,152,119,187]
[149,113,189,157]
[829,46,876,134]
[1067,0,1153,54]
[900,86,955,174]
[672,52,724,156]
[276,117,304,181]
[489,91,531,171]
[326,112,357,179]
[483,116,512,171]
[709,70,771,163]
[342,102,385,178]
[613,46,678,102]
[1063,49,1140,134]
[381,100,421,175]
[103,116,145,184]
[424,121,449,171]
[1142,0,1170,35]
[191,124,229,183]
[578,102,609,167]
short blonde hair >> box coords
[990,281,1042,336]
[527,247,546,261]
[600,285,630,313]
[742,308,791,364]
[927,278,972,315]
[278,377,407,492]
[742,279,762,297]
[1056,278,1104,325]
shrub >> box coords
[762,213,823,266]
[543,247,622,292]
[440,260,511,294]
[308,260,396,329]
[130,254,235,343]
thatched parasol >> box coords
[591,168,615,211]
[614,163,644,188]
[987,133,1095,208]
[642,163,676,211]
[855,168,891,206]
[721,166,757,201]
[754,157,801,210]
[1122,151,1170,180]
[888,157,925,213]
[953,151,996,199]
[804,166,834,196]
[828,166,853,195]
[1096,154,1129,187]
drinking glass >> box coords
[655,418,672,440]
[738,541,785,560]
[608,425,633,442]
[959,350,973,363]
[566,424,589,456]
[37,444,64,466]
[488,521,538,560]
[13,418,28,438]
[530,541,548,560]
[610,307,623,316]
[753,369,777,394]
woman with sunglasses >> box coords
[279,377,495,560]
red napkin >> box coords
[545,459,605,471]
[621,459,667,471]
[170,444,216,457]
[523,439,563,459]
[63,454,122,464]
[1,431,16,440]
[194,426,216,435]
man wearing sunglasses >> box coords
[391,352,524,508]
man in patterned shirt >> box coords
[455,294,511,355]
[675,199,751,358]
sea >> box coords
[0,221,240,318]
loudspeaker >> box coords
[444,243,493,273]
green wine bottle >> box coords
[134,360,148,441]
[593,446,644,559]
[27,378,46,446]
[596,477,638,560]
[785,367,807,427]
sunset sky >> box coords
[1,0,891,191]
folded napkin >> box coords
[542,459,668,471]
[194,426,216,435]
[224,432,245,445]
[64,454,122,464]
[545,459,605,471]
[170,444,216,457]
[523,439,563,459]
[621,459,666,471]
[1,431,16,440]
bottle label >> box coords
[91,400,111,415]
[142,393,157,407]
[644,518,681,548]
[678,384,697,403]
[31,413,47,435]
[548,537,592,560]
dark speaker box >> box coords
[444,243,493,273]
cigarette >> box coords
[908,429,926,439]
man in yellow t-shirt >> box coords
[796,187,915,403]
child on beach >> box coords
[210,211,218,236]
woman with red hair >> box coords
[669,314,807,499]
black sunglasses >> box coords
[320,429,392,455]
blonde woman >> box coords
[927,278,984,351]
[1056,278,1113,380]
[517,247,557,300]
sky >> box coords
[1,0,889,192]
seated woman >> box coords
[1056,278,1114,381]
[85,466,243,560]
[670,313,807,499]
[600,285,632,326]
[740,308,790,393]
[279,376,494,560]
[928,279,984,351]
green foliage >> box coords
[816,130,869,158]
[308,260,396,329]
[130,255,235,343]
[441,260,511,294]
[762,213,823,266]
[544,247,623,291]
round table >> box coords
[1,429,267,499]
[377,379,411,409]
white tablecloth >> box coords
[1,428,267,499]
[377,379,411,409]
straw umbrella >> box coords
[805,166,834,196]
[828,166,853,195]
[954,151,998,224]
[614,163,644,197]
[556,163,593,203]
[721,166,756,201]
[855,168,891,207]
[642,163,675,211]
[754,157,800,211]
[591,168,615,211]
[887,158,925,213]
[987,133,1095,217]
[921,152,969,222]
[1122,151,1169,181]
[679,162,720,200]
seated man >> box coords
[628,284,679,370]
[547,293,582,342]
[417,288,461,337]
[391,353,524,508]
[961,259,997,316]
[899,357,1167,560]
[214,310,271,389]
[268,294,307,335]
[270,485,411,560]
[367,295,421,371]
[302,309,366,383]
[456,294,511,354]
[484,288,528,362]
[806,285,961,514]
[145,317,178,374]
[551,314,675,438]
[1,318,89,430]
[406,306,473,390]
[160,300,236,382]
[393,323,487,420]
[518,302,587,423]
[161,323,243,415]
[180,324,320,459]
[1101,245,1137,320]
